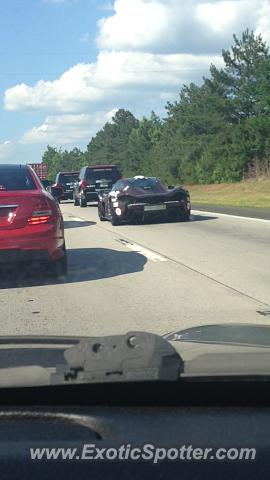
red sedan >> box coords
[0,164,67,276]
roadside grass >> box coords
[186,179,270,208]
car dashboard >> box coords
[0,380,270,479]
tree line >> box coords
[43,30,270,184]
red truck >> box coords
[27,162,48,180]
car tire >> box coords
[184,209,191,221]
[98,202,106,221]
[73,193,79,206]
[79,195,87,208]
[132,215,143,225]
[179,212,190,222]
[51,245,67,277]
[110,203,120,226]
[111,215,120,226]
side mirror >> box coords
[50,186,63,201]
[168,185,175,189]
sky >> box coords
[0,0,270,164]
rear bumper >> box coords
[124,201,190,219]
[61,191,74,200]
[0,249,50,264]
[0,223,65,263]
[83,192,99,202]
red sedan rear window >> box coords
[0,167,37,191]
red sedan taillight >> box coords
[28,197,56,226]
[28,213,52,225]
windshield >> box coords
[86,168,121,182]
[0,0,270,385]
[58,174,78,184]
[129,178,161,190]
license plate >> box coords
[144,204,166,212]
[100,184,108,188]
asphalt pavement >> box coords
[0,202,269,337]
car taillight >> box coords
[81,179,87,189]
[28,197,56,225]
[28,214,52,225]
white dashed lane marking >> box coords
[117,239,167,263]
[65,213,167,262]
[65,216,86,222]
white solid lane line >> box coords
[117,239,167,263]
[192,209,270,224]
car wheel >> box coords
[98,202,106,221]
[183,209,191,221]
[51,245,67,277]
[110,203,120,226]
[79,195,87,208]
[178,212,190,222]
[132,215,143,225]
[73,193,79,206]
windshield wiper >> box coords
[51,332,183,384]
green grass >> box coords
[186,179,270,208]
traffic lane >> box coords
[0,212,268,336]
[60,207,270,328]
[60,203,270,306]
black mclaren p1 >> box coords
[97,176,191,226]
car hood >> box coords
[164,323,270,348]
[1,325,270,386]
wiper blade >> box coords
[51,332,183,384]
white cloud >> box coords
[0,141,14,161]
[20,109,118,145]
[196,1,239,34]
[4,52,223,113]
[97,0,169,52]
[4,63,103,113]
[4,0,269,118]
[160,92,176,101]
[255,0,270,44]
[97,0,269,53]
[3,0,270,159]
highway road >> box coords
[0,202,269,337]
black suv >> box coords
[54,172,79,201]
[73,165,122,207]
